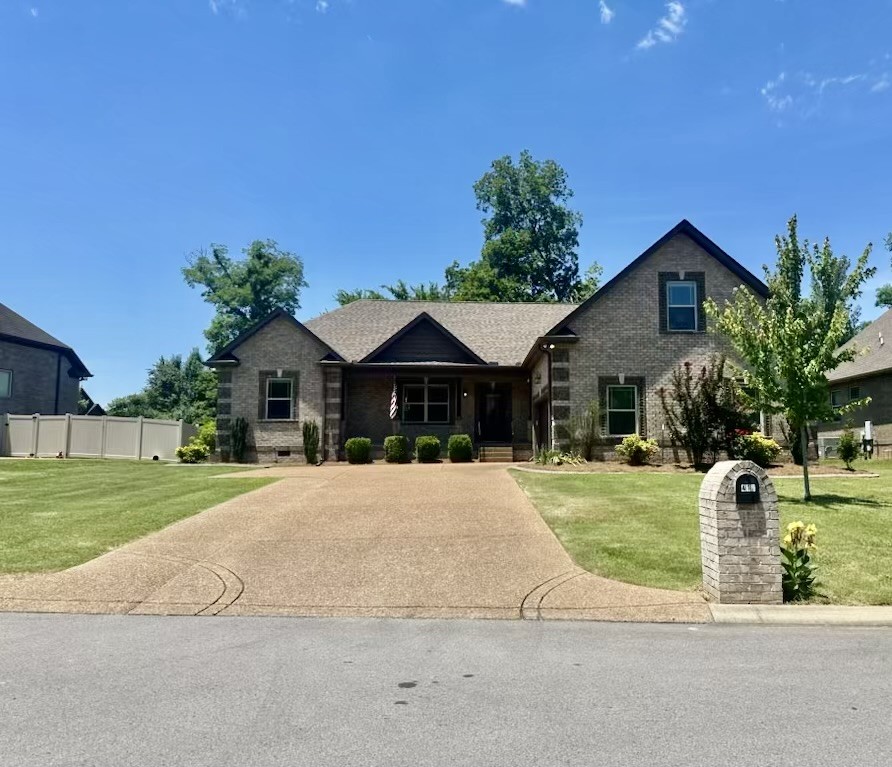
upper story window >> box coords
[667,280,698,331]
[403,379,450,424]
[266,378,293,420]
[0,369,11,398]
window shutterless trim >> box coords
[401,378,451,424]
[0,368,11,398]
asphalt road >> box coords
[1,614,890,767]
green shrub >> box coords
[615,434,659,466]
[447,434,473,463]
[302,420,320,465]
[345,437,372,464]
[230,417,249,463]
[415,435,441,463]
[175,442,210,464]
[195,419,217,453]
[384,435,410,463]
[732,431,781,468]
[534,449,585,466]
[781,521,820,602]
[837,428,859,470]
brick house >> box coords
[0,302,92,415]
[817,308,892,457]
[207,220,768,462]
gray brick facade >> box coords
[555,233,747,447]
[0,339,80,415]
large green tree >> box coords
[335,280,450,306]
[107,349,217,424]
[446,150,595,302]
[875,233,892,309]
[183,239,308,354]
[705,216,874,500]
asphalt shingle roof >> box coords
[827,308,892,382]
[304,300,577,366]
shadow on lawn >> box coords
[782,493,890,510]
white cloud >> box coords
[502,0,526,6]
[30,7,38,17]
[637,1,686,51]
[761,72,793,113]
[316,0,328,11]
[599,1,614,24]
[871,75,890,93]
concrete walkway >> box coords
[0,464,708,622]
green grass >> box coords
[0,459,275,573]
[512,460,892,604]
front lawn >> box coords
[0,459,275,573]
[512,460,892,604]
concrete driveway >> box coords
[0,464,708,621]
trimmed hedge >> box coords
[176,442,209,464]
[384,435,410,464]
[447,434,473,463]
[415,435,441,463]
[345,437,372,464]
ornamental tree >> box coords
[704,216,874,500]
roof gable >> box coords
[205,308,344,365]
[546,219,769,335]
[0,301,91,377]
[828,308,892,382]
[361,313,487,364]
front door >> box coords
[477,383,513,443]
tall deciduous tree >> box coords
[447,150,597,302]
[334,280,450,306]
[107,349,217,424]
[183,240,308,354]
[875,233,892,309]
[705,216,874,500]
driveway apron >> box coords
[0,464,708,622]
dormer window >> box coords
[667,280,698,331]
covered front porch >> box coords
[337,365,534,461]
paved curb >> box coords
[710,604,892,626]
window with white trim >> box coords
[667,280,698,331]
[0,369,10,398]
[266,378,293,420]
[402,379,450,424]
[607,385,638,436]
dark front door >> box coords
[477,383,513,443]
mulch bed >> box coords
[516,461,876,477]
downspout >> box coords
[54,352,63,414]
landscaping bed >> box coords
[512,459,892,604]
[520,460,875,476]
[0,459,275,573]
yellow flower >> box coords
[783,534,792,546]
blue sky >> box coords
[2,0,891,406]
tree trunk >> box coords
[800,423,812,501]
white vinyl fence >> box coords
[1,414,197,461]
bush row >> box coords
[344,434,476,464]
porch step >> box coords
[479,446,515,463]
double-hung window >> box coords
[266,378,293,420]
[607,385,638,436]
[0,369,10,398]
[402,379,450,424]
[667,280,698,331]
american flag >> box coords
[389,380,398,420]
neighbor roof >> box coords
[0,302,91,377]
[827,308,892,383]
[304,300,577,366]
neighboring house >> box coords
[817,308,892,456]
[79,387,107,416]
[0,302,92,415]
[207,220,769,463]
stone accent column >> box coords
[550,347,571,450]
[323,368,343,461]
[699,460,782,604]
[215,370,233,462]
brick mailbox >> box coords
[699,460,782,604]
